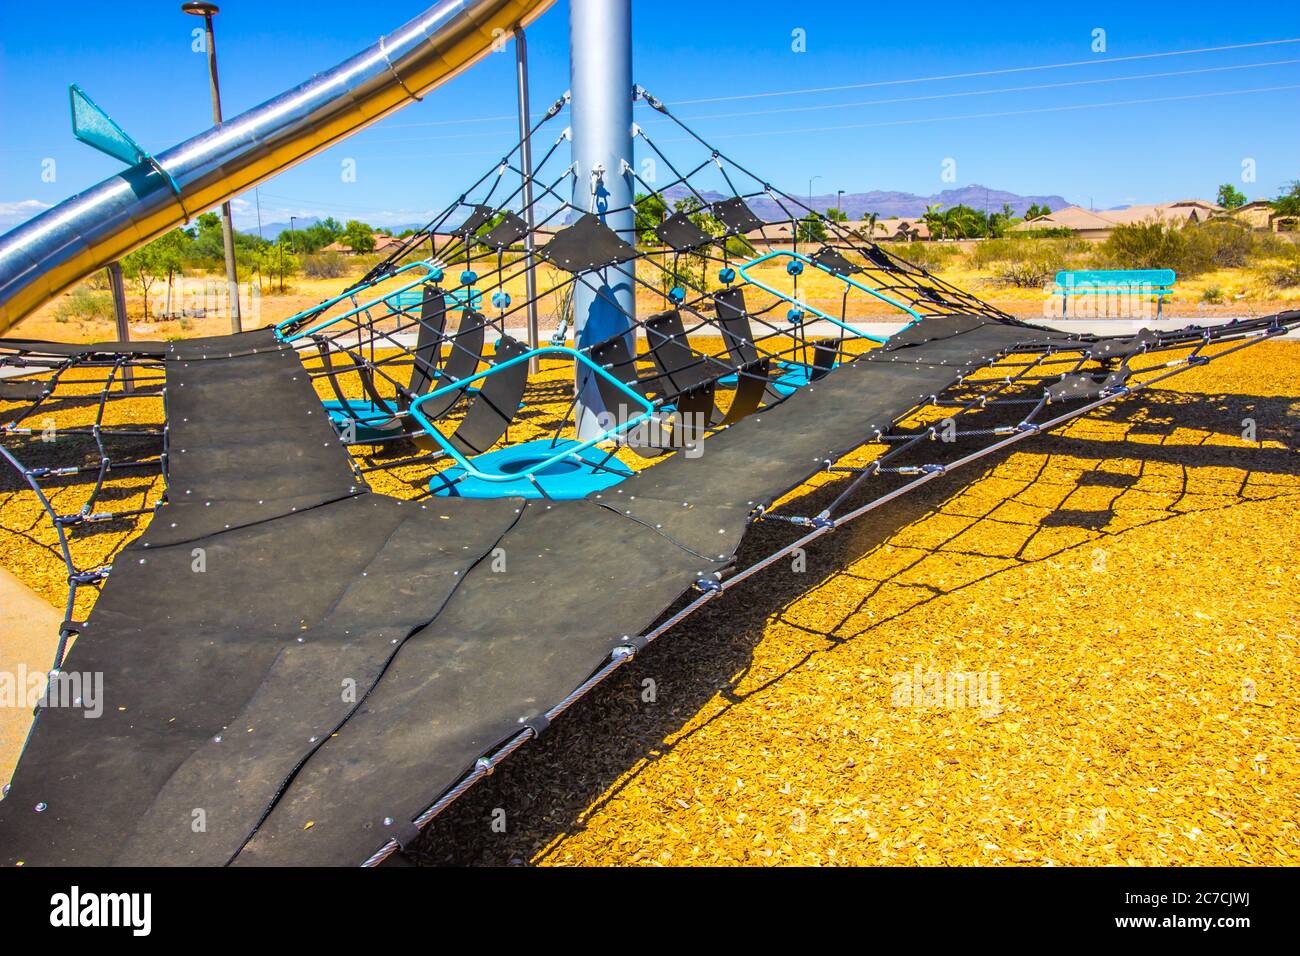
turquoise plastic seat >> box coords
[322,398,401,442]
[429,438,631,500]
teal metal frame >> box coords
[737,250,923,343]
[409,345,655,488]
[275,261,443,342]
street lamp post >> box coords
[183,1,241,334]
[808,175,822,207]
[514,26,540,375]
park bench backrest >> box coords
[1053,268,1177,318]
[385,286,483,312]
[1054,269,1176,290]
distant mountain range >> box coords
[241,184,1073,237]
[664,184,1070,220]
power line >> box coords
[660,83,1300,141]
[338,38,1300,144]
[328,57,1300,147]
[669,37,1300,105]
[661,58,1300,123]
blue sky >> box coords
[2,0,1299,232]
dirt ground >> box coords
[7,253,1297,345]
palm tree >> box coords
[922,204,946,240]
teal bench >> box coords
[1053,269,1176,318]
[383,286,483,313]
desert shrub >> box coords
[53,286,113,323]
[966,236,1086,270]
[994,244,1068,288]
[659,254,706,294]
[1096,221,1187,272]
[1260,245,1300,288]
[302,251,347,279]
[1098,219,1262,276]
[1200,286,1224,304]
[1246,231,1295,261]
[886,241,958,271]
[1015,227,1076,239]
[1182,220,1254,271]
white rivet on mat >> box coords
[35,802,46,812]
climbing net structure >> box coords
[274,86,1014,502]
[1,84,1298,868]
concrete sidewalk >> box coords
[0,567,62,788]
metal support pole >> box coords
[106,263,133,393]
[202,13,242,334]
[569,0,635,437]
[514,27,540,375]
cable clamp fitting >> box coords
[522,713,551,738]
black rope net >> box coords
[0,343,167,665]
[273,85,1024,498]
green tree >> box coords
[674,197,722,236]
[988,203,1020,238]
[252,240,298,294]
[929,204,989,240]
[121,243,165,320]
[797,212,828,243]
[190,212,226,263]
[1216,183,1247,209]
[1272,180,1300,217]
[150,229,192,316]
[922,203,947,239]
[634,192,669,244]
[342,220,375,254]
[1023,203,1053,221]
[824,206,849,223]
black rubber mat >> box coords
[156,329,363,545]
[234,499,710,865]
[114,496,522,866]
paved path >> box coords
[0,567,62,788]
